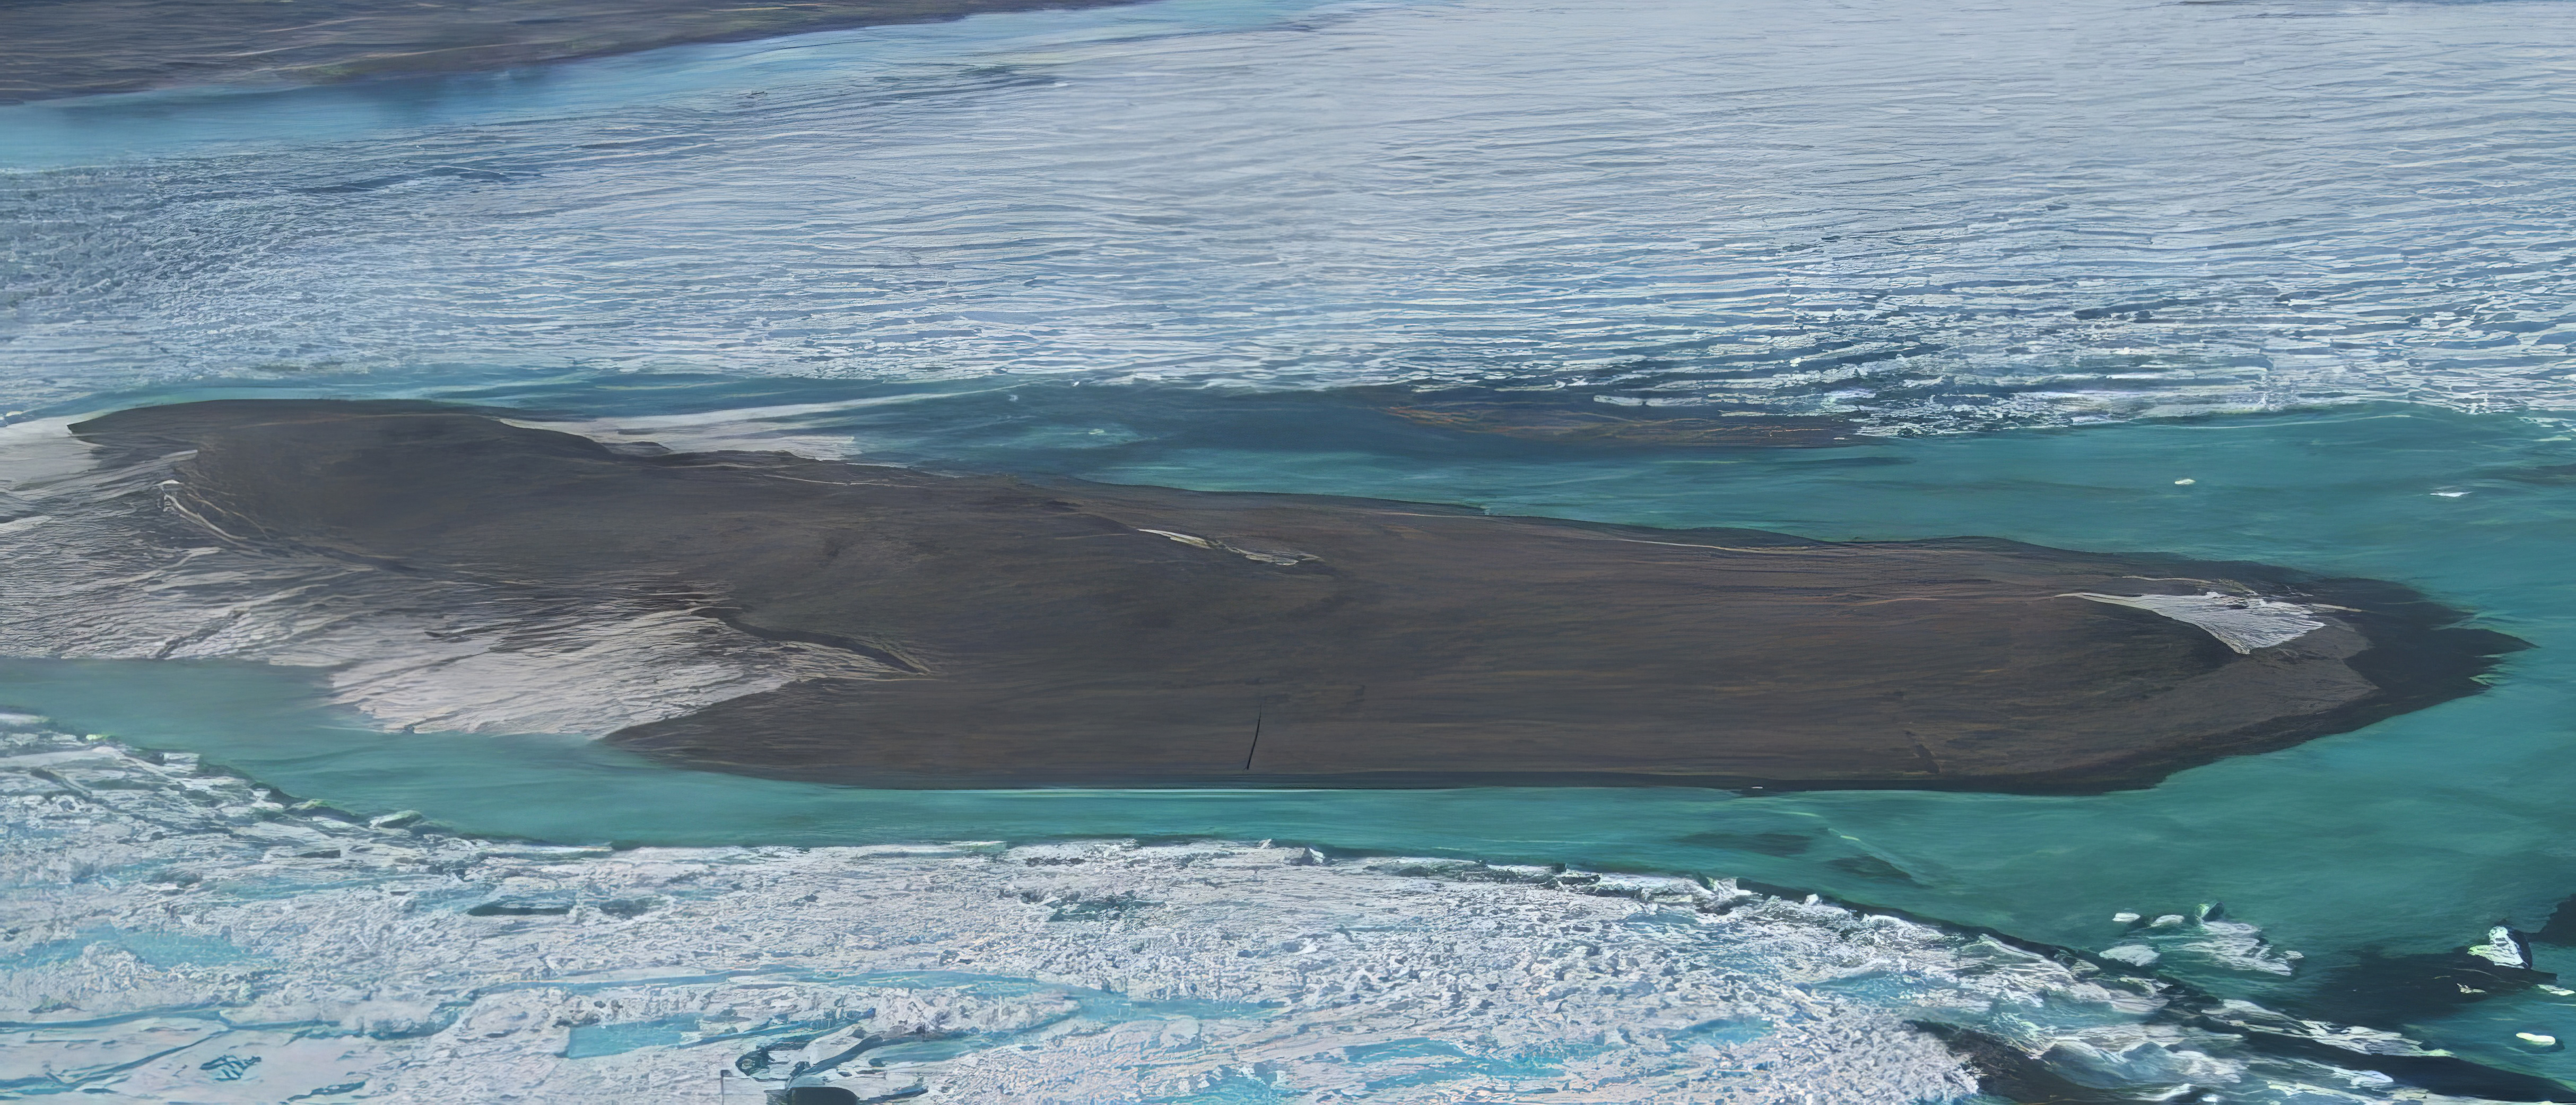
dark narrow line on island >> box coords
[1244,711,1261,771]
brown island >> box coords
[74,400,2525,793]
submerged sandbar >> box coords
[69,400,2525,792]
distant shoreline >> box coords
[0,0,1150,105]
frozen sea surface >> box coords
[3,0,2573,426]
[3,721,2538,1103]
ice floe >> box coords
[0,721,2542,1103]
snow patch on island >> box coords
[0,424,891,736]
[2062,591,2330,654]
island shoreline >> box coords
[40,399,2533,795]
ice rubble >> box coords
[0,726,1996,1102]
[2,720,2522,1104]
[0,729,1989,1102]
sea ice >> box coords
[0,724,2516,1103]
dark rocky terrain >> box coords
[71,399,2528,791]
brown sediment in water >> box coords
[0,0,1146,105]
[71,400,2526,793]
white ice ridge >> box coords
[0,726,2491,1104]
[2061,590,2330,654]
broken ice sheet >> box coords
[0,723,2478,1102]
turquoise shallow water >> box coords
[9,382,2576,1075]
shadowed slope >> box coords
[68,400,2526,792]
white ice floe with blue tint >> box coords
[0,720,2533,1103]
